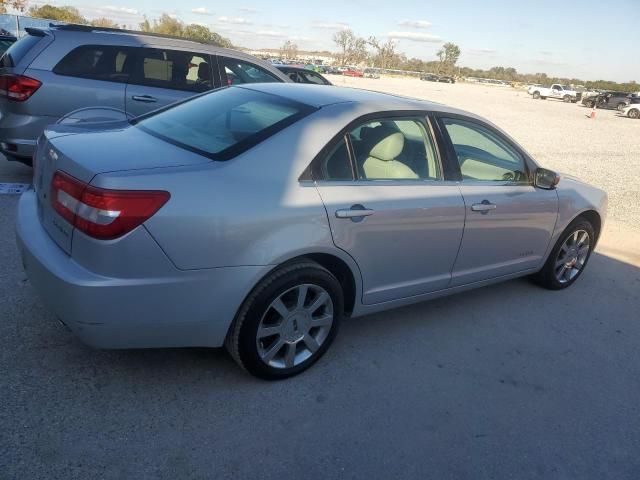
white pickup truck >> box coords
[527,83,582,103]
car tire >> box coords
[628,108,640,119]
[225,260,343,379]
[585,100,594,108]
[617,103,626,112]
[532,91,540,99]
[563,95,571,103]
[531,217,596,290]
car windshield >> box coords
[135,87,315,160]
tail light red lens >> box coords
[50,170,170,240]
[0,74,42,101]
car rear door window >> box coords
[441,117,528,182]
[220,57,280,85]
[130,48,214,92]
[349,118,441,180]
[317,137,354,180]
[53,45,133,83]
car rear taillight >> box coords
[0,74,42,101]
[50,170,170,240]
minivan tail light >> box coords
[0,74,42,101]
[51,171,170,240]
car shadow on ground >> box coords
[6,248,638,388]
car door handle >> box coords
[471,202,497,212]
[335,206,375,219]
[131,95,158,103]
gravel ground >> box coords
[331,75,640,231]
[1,78,639,479]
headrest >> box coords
[197,62,210,80]
[368,127,404,161]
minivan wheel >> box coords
[226,260,343,379]
[531,218,595,290]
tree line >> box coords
[24,4,234,47]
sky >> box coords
[24,0,640,82]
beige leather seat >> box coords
[362,127,418,179]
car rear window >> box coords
[0,33,41,68]
[135,86,316,160]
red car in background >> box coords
[342,68,364,77]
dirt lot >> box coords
[1,78,639,479]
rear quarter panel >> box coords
[90,104,366,271]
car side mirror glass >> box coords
[535,168,560,189]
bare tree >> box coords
[280,40,298,60]
[368,36,397,69]
[333,29,367,66]
[0,0,27,14]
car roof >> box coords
[238,83,471,116]
[46,24,252,57]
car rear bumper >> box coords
[0,110,57,160]
[16,190,271,349]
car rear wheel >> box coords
[617,103,626,112]
[531,218,595,290]
[226,260,343,379]
[532,91,540,99]
[563,95,571,102]
[628,108,639,119]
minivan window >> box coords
[53,45,133,83]
[221,57,280,85]
[0,34,41,68]
[131,48,214,92]
[135,86,315,160]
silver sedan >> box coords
[17,84,607,378]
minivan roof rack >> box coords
[50,23,223,47]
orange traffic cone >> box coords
[587,104,596,119]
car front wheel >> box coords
[226,260,343,379]
[531,218,595,290]
[628,108,640,119]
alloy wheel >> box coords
[554,230,590,284]
[256,284,334,369]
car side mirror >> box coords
[535,168,560,190]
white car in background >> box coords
[528,83,581,103]
[621,103,640,119]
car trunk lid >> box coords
[34,122,211,254]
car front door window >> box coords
[441,118,528,183]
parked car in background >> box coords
[276,65,332,85]
[420,73,440,82]
[343,68,364,77]
[363,68,380,79]
[582,92,633,111]
[0,24,289,165]
[17,83,607,379]
[528,84,581,102]
[438,75,455,84]
[621,103,640,119]
[0,33,17,55]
